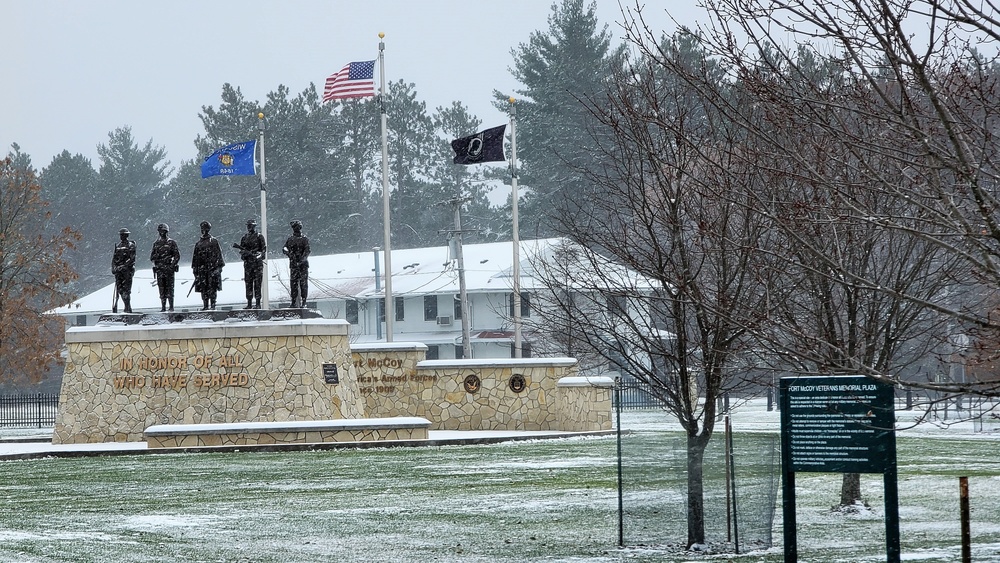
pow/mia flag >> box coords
[451,124,506,165]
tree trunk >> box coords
[840,472,862,507]
[686,434,707,548]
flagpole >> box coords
[379,33,394,341]
[257,112,270,310]
[509,97,522,358]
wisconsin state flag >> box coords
[201,140,257,178]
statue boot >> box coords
[245,299,253,310]
[210,299,217,310]
[160,298,167,312]
[255,299,261,309]
[123,297,132,314]
[168,297,174,312]
[202,298,209,311]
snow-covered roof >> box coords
[54,238,568,316]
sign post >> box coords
[780,375,899,561]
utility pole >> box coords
[445,197,473,359]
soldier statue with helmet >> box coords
[150,222,181,312]
[191,220,225,310]
[233,218,266,309]
[283,220,311,308]
[111,227,137,313]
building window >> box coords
[346,300,358,324]
[395,296,405,322]
[426,345,440,360]
[378,298,385,322]
[453,294,462,320]
[510,341,532,358]
[455,344,464,359]
[424,295,438,321]
[508,292,531,318]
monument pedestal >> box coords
[53,315,361,444]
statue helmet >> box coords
[200,221,212,230]
[157,223,169,232]
[290,220,302,229]
[246,219,257,226]
[119,228,130,235]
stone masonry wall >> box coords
[54,319,362,443]
[351,345,613,432]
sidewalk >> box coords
[5,397,991,461]
[0,428,616,461]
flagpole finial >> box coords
[509,97,516,104]
[379,32,385,38]
[257,112,264,119]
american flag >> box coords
[323,60,376,102]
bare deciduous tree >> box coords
[692,0,1000,397]
[528,32,777,547]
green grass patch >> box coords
[1,414,999,561]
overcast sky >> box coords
[2,1,704,173]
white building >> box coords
[56,238,576,360]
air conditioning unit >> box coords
[436,316,452,326]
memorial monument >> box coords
[54,217,612,445]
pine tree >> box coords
[39,151,102,292]
[505,0,625,237]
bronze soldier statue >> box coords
[191,221,225,310]
[234,218,266,309]
[150,223,180,312]
[111,228,136,313]
[282,220,310,308]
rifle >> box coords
[187,267,200,298]
[233,242,263,261]
[112,282,120,313]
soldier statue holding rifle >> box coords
[111,228,136,313]
[234,218,266,309]
[191,220,225,310]
[283,220,310,308]
[150,223,180,312]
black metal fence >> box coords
[0,394,59,427]
[615,380,668,410]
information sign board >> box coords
[781,375,895,473]
[780,375,900,562]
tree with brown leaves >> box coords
[0,157,80,386]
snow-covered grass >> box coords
[1,400,999,562]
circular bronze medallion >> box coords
[509,373,526,393]
[463,374,481,394]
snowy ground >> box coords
[1,399,999,562]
